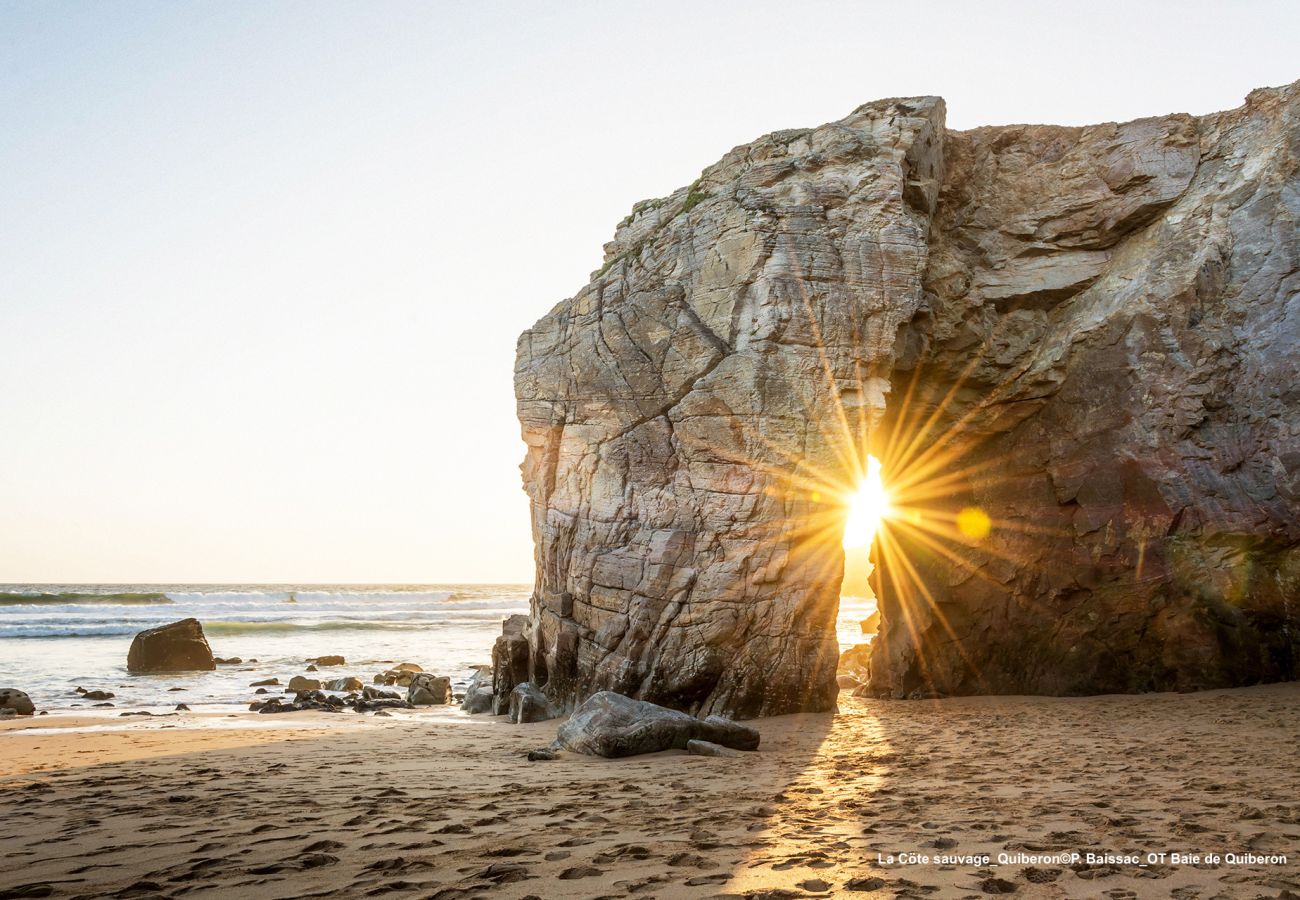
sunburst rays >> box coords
[651,247,1076,693]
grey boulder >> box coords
[0,688,35,716]
[460,668,494,714]
[507,682,558,724]
[554,691,759,758]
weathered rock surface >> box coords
[686,738,744,758]
[460,667,494,714]
[509,82,1300,716]
[490,616,532,715]
[324,676,364,693]
[126,618,216,673]
[553,691,760,758]
[0,688,35,716]
[506,681,558,724]
[287,675,321,692]
[407,673,453,706]
[870,82,1300,698]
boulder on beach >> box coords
[554,691,759,758]
[507,682,557,724]
[126,618,216,673]
[288,676,322,692]
[324,676,364,692]
[407,673,453,706]
[491,618,531,715]
[312,655,346,667]
[0,688,35,716]
[460,668,494,714]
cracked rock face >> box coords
[509,83,1300,717]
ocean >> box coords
[0,584,876,714]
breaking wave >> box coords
[0,591,173,607]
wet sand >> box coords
[1,683,1297,899]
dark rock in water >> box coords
[250,678,279,687]
[82,690,115,701]
[508,682,558,724]
[0,689,36,716]
[213,657,242,665]
[312,655,345,667]
[287,676,321,692]
[254,688,269,694]
[167,687,186,692]
[460,668,494,714]
[362,686,400,701]
[686,739,744,758]
[175,703,190,711]
[305,664,318,672]
[407,673,452,706]
[126,619,215,673]
[554,692,760,758]
[352,698,412,712]
[92,702,114,708]
[527,747,558,761]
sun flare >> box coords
[842,455,892,550]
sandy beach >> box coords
[2,683,1297,899]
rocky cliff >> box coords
[505,82,1300,718]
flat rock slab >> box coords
[686,739,744,758]
[554,691,759,758]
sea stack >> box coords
[126,618,217,673]
[505,83,1300,718]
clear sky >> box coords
[1,1,1296,584]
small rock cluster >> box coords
[250,686,411,715]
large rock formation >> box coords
[507,82,1300,717]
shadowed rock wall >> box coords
[870,83,1300,698]
[505,83,1300,717]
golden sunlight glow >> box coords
[842,455,892,550]
[956,506,992,540]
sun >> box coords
[842,455,892,550]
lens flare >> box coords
[842,455,892,550]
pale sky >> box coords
[2,1,1296,583]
